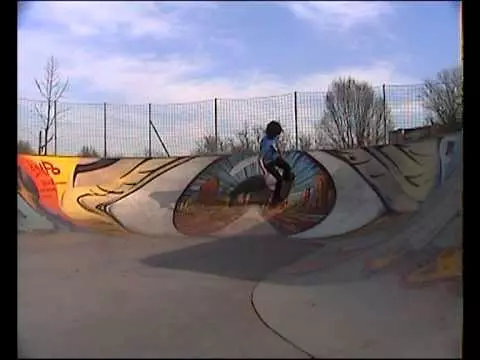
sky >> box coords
[17,1,461,156]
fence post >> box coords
[38,130,43,155]
[148,103,152,157]
[53,100,57,155]
[103,102,107,158]
[293,91,298,150]
[214,98,218,152]
[382,84,387,144]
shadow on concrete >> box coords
[140,234,322,282]
[138,207,413,284]
[140,212,462,289]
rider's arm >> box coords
[271,138,282,160]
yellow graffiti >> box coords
[17,155,193,232]
[63,158,190,231]
[406,248,462,284]
[365,252,402,271]
[34,156,83,200]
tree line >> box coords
[195,67,463,154]
[18,56,463,156]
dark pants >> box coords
[263,157,292,204]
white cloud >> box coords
[18,2,416,103]
[26,1,192,40]
[285,1,394,32]
[18,26,418,104]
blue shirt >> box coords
[259,135,279,163]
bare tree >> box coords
[228,123,300,153]
[297,133,315,151]
[228,123,264,153]
[34,56,70,155]
[319,77,393,148]
[194,135,230,155]
[78,145,99,157]
[422,66,463,129]
[314,122,336,149]
[17,140,35,154]
[143,148,166,157]
[193,124,262,155]
[194,122,300,155]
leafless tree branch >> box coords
[422,66,463,129]
[319,77,393,149]
[33,56,70,155]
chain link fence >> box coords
[18,83,428,157]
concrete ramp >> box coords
[18,195,54,232]
[252,133,462,358]
[17,132,462,240]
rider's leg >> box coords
[263,161,283,205]
[274,157,292,181]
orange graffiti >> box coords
[17,156,61,214]
[39,161,61,176]
[406,248,462,284]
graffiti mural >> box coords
[61,157,196,233]
[17,156,77,229]
[17,131,462,239]
[438,133,462,185]
[364,243,462,290]
[172,151,336,236]
[325,139,443,212]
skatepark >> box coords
[17,132,463,358]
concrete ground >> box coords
[251,163,463,359]
[17,173,463,358]
[253,216,463,359]
[18,214,462,358]
[18,231,321,358]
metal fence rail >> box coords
[18,83,428,157]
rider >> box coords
[259,121,293,207]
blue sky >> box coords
[17,1,461,155]
[18,1,460,103]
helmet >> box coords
[265,121,283,138]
